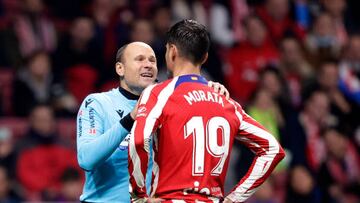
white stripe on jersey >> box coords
[129,122,146,188]
[140,84,156,105]
[228,102,281,202]
[143,78,178,141]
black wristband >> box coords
[120,113,135,132]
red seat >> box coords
[65,64,98,105]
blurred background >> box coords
[0,0,359,202]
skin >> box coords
[29,106,56,136]
[116,42,158,96]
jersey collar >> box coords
[118,86,140,100]
[175,74,208,88]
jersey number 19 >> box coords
[184,116,231,176]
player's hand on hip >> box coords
[208,81,230,99]
[146,197,165,203]
[222,197,234,203]
[130,100,140,119]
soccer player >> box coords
[128,20,285,202]
[76,41,229,202]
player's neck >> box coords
[172,59,201,77]
[119,81,142,96]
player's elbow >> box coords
[77,153,96,171]
[266,137,285,163]
[78,160,93,171]
[277,145,286,160]
[273,142,285,163]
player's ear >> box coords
[170,44,177,62]
[200,52,208,65]
[115,62,125,77]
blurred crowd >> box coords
[0,0,359,202]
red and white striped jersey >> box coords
[128,74,285,202]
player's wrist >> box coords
[120,113,135,132]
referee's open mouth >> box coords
[140,72,154,78]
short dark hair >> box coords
[166,19,210,65]
[116,44,129,63]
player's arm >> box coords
[227,102,285,202]
[128,89,157,199]
[76,95,133,171]
[128,84,166,199]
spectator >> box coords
[318,127,360,203]
[305,12,341,66]
[129,19,155,46]
[90,0,132,67]
[53,16,103,79]
[256,0,305,42]
[316,60,357,132]
[248,178,280,203]
[248,88,283,141]
[279,37,314,108]
[258,67,293,116]
[171,0,208,27]
[12,50,77,117]
[321,0,351,44]
[286,90,332,171]
[15,105,80,201]
[55,167,83,202]
[285,165,320,203]
[226,15,279,103]
[0,165,22,203]
[209,0,249,47]
[53,17,104,104]
[12,0,57,57]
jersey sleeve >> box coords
[227,101,285,202]
[76,94,130,171]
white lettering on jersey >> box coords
[184,90,224,107]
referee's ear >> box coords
[115,62,125,77]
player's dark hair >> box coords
[116,44,129,63]
[166,19,210,65]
